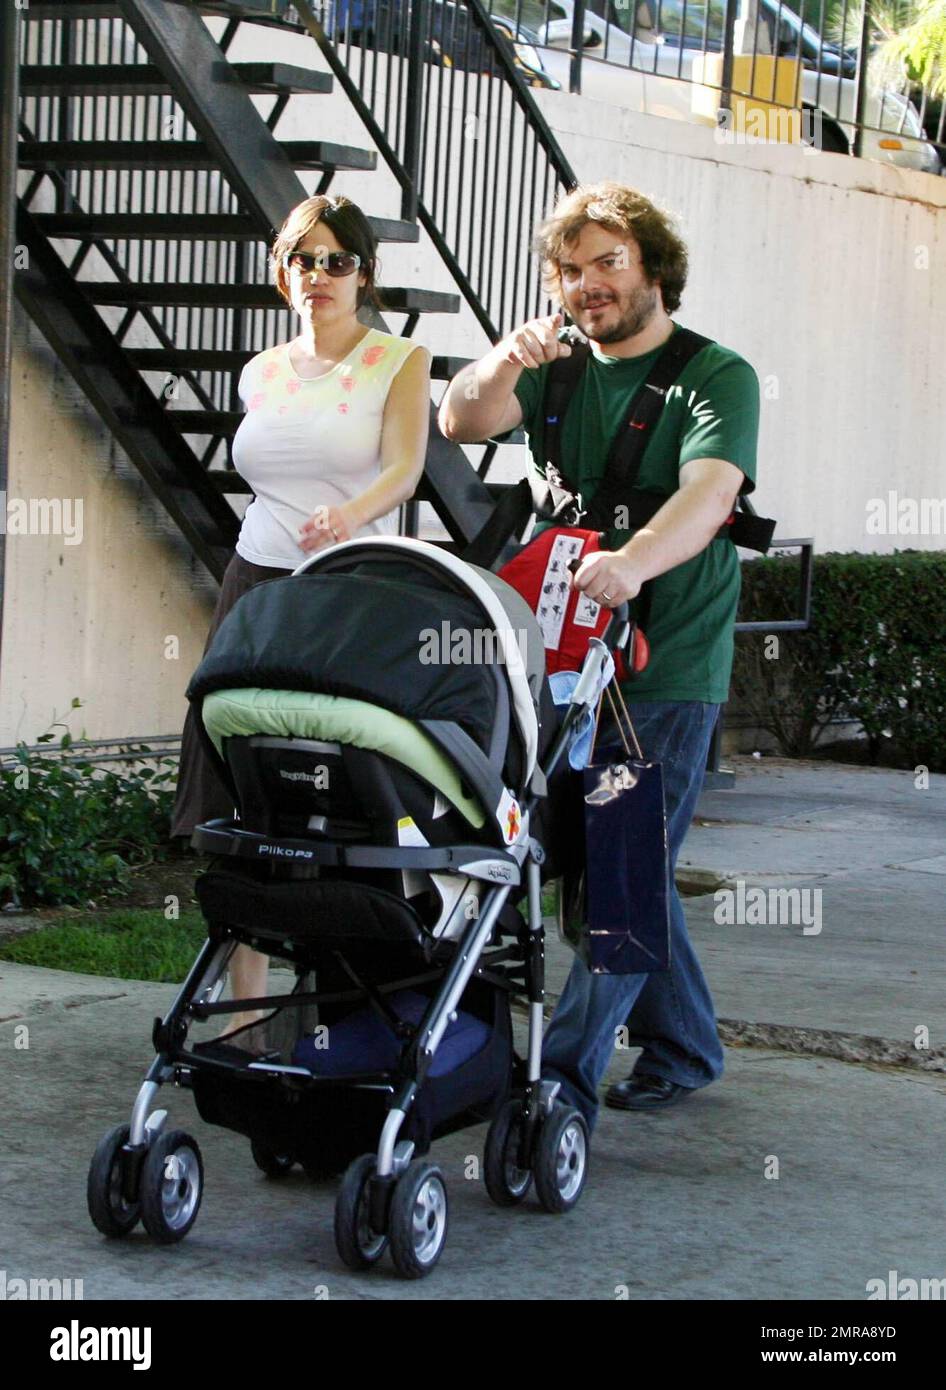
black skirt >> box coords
[170,552,292,840]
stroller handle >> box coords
[602,602,630,653]
[566,557,630,654]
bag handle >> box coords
[591,677,644,762]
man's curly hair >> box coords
[533,181,689,314]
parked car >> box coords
[490,0,942,174]
[326,1,561,88]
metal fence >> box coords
[482,0,945,170]
[298,0,579,338]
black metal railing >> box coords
[485,0,944,169]
[16,8,296,457]
[17,0,579,477]
[294,0,579,340]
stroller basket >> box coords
[189,974,512,1176]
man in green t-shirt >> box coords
[439,181,760,1130]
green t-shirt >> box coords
[512,323,760,703]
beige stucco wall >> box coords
[0,307,216,747]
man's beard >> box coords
[575,283,660,344]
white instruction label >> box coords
[536,533,584,651]
[573,592,601,628]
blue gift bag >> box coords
[557,685,671,974]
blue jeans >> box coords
[542,700,724,1132]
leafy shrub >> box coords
[0,703,178,907]
[732,550,946,770]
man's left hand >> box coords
[572,551,642,607]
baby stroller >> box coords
[87,537,627,1278]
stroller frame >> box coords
[88,542,627,1274]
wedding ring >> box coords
[330,526,340,541]
[601,590,613,602]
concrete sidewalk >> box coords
[1,753,943,1299]
[1,962,944,1301]
[543,754,946,1070]
[687,755,946,1064]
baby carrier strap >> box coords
[543,327,712,528]
[463,325,775,569]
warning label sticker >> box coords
[536,533,584,651]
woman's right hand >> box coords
[298,503,353,554]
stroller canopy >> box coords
[187,538,548,810]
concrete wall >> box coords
[0,310,216,747]
[530,87,946,557]
[4,14,944,742]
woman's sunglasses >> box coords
[283,250,362,278]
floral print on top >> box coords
[231,329,423,569]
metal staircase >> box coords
[10,0,577,580]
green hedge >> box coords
[0,706,178,908]
[732,550,946,770]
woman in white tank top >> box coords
[171,194,431,1037]
[235,196,430,564]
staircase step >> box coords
[83,282,461,314]
[19,139,376,173]
[126,349,471,378]
[127,349,254,373]
[430,356,472,381]
[20,61,333,98]
[22,3,124,15]
[35,212,419,244]
[208,471,254,494]
[163,411,243,436]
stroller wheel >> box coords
[389,1161,449,1279]
[483,1100,533,1206]
[335,1154,388,1270]
[533,1104,588,1213]
[250,1139,295,1178]
[139,1129,204,1244]
[87,1124,141,1238]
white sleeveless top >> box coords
[232,328,424,569]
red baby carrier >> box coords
[497,526,648,678]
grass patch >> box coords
[0,908,208,983]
